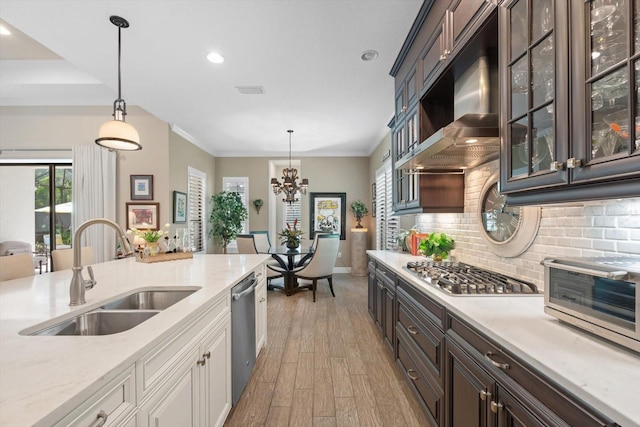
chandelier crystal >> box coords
[271,130,309,204]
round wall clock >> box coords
[478,170,541,257]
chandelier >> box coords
[270,130,309,204]
[95,16,141,151]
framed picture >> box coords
[372,201,377,217]
[309,192,346,240]
[173,191,187,224]
[130,175,154,200]
[372,182,376,200]
[126,202,159,230]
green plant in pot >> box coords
[419,232,455,261]
[349,200,369,229]
[208,191,248,253]
[278,218,304,249]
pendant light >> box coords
[95,16,141,151]
[270,130,309,204]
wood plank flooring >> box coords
[224,274,429,427]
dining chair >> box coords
[236,234,283,285]
[51,247,94,271]
[296,232,331,267]
[291,234,340,302]
[0,253,35,282]
[250,231,272,253]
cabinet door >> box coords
[202,318,232,427]
[138,348,199,427]
[444,339,495,427]
[367,260,376,317]
[422,17,447,91]
[500,0,570,193]
[255,277,267,356]
[383,287,395,353]
[569,0,640,184]
[374,278,384,331]
[493,386,549,427]
[449,0,495,56]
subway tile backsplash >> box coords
[410,161,640,289]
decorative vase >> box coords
[286,240,300,250]
[355,215,363,229]
[146,241,161,257]
[432,254,443,262]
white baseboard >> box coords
[333,267,351,274]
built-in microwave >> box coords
[542,257,640,353]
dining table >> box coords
[263,245,313,296]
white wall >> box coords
[411,160,640,289]
[0,166,35,245]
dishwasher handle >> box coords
[232,278,258,301]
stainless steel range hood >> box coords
[397,54,499,170]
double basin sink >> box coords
[23,288,201,336]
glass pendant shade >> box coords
[96,119,141,151]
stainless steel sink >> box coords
[28,310,159,336]
[100,289,198,310]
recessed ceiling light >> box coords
[207,52,224,64]
[360,50,378,61]
[0,25,11,36]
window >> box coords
[375,161,398,250]
[222,177,249,250]
[187,167,206,252]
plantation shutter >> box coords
[283,199,302,230]
[187,167,206,252]
[375,161,398,250]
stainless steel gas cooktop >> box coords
[406,260,540,295]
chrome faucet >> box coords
[69,218,134,306]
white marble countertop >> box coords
[367,250,640,427]
[0,254,269,427]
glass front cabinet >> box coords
[500,0,640,204]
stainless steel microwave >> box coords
[542,257,640,353]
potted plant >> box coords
[278,218,304,249]
[253,199,264,214]
[208,191,248,253]
[419,232,455,261]
[349,200,369,229]
[128,223,171,256]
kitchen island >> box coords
[0,254,269,427]
[368,250,640,427]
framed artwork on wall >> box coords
[130,175,154,200]
[173,191,187,224]
[126,202,159,230]
[309,192,346,240]
[372,183,376,200]
[372,201,376,217]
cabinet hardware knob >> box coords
[198,358,206,366]
[407,325,419,335]
[204,351,211,359]
[479,390,492,401]
[440,54,446,60]
[88,410,108,427]
[484,351,510,370]
[490,401,504,413]
[260,297,266,303]
[566,158,582,169]
[402,106,407,112]
[407,369,419,381]
[256,272,263,277]
[198,352,210,366]
[550,161,564,171]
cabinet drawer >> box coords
[55,364,136,427]
[376,264,395,288]
[398,278,446,330]
[397,290,444,384]
[447,315,615,427]
[137,294,229,401]
[397,335,443,426]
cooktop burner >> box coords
[406,260,539,295]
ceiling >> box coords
[0,0,423,157]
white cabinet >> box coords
[255,264,267,356]
[137,295,232,427]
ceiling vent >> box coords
[235,86,265,95]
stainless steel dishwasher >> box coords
[231,273,257,405]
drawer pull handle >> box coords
[490,401,503,413]
[484,351,510,370]
[407,325,419,335]
[407,369,419,381]
[88,410,108,427]
[479,390,492,401]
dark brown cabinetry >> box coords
[367,257,397,354]
[500,0,640,205]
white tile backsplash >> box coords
[410,160,640,290]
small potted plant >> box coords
[419,232,455,261]
[129,223,171,256]
[349,200,369,229]
[278,218,304,249]
[253,199,264,214]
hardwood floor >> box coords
[224,274,429,427]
